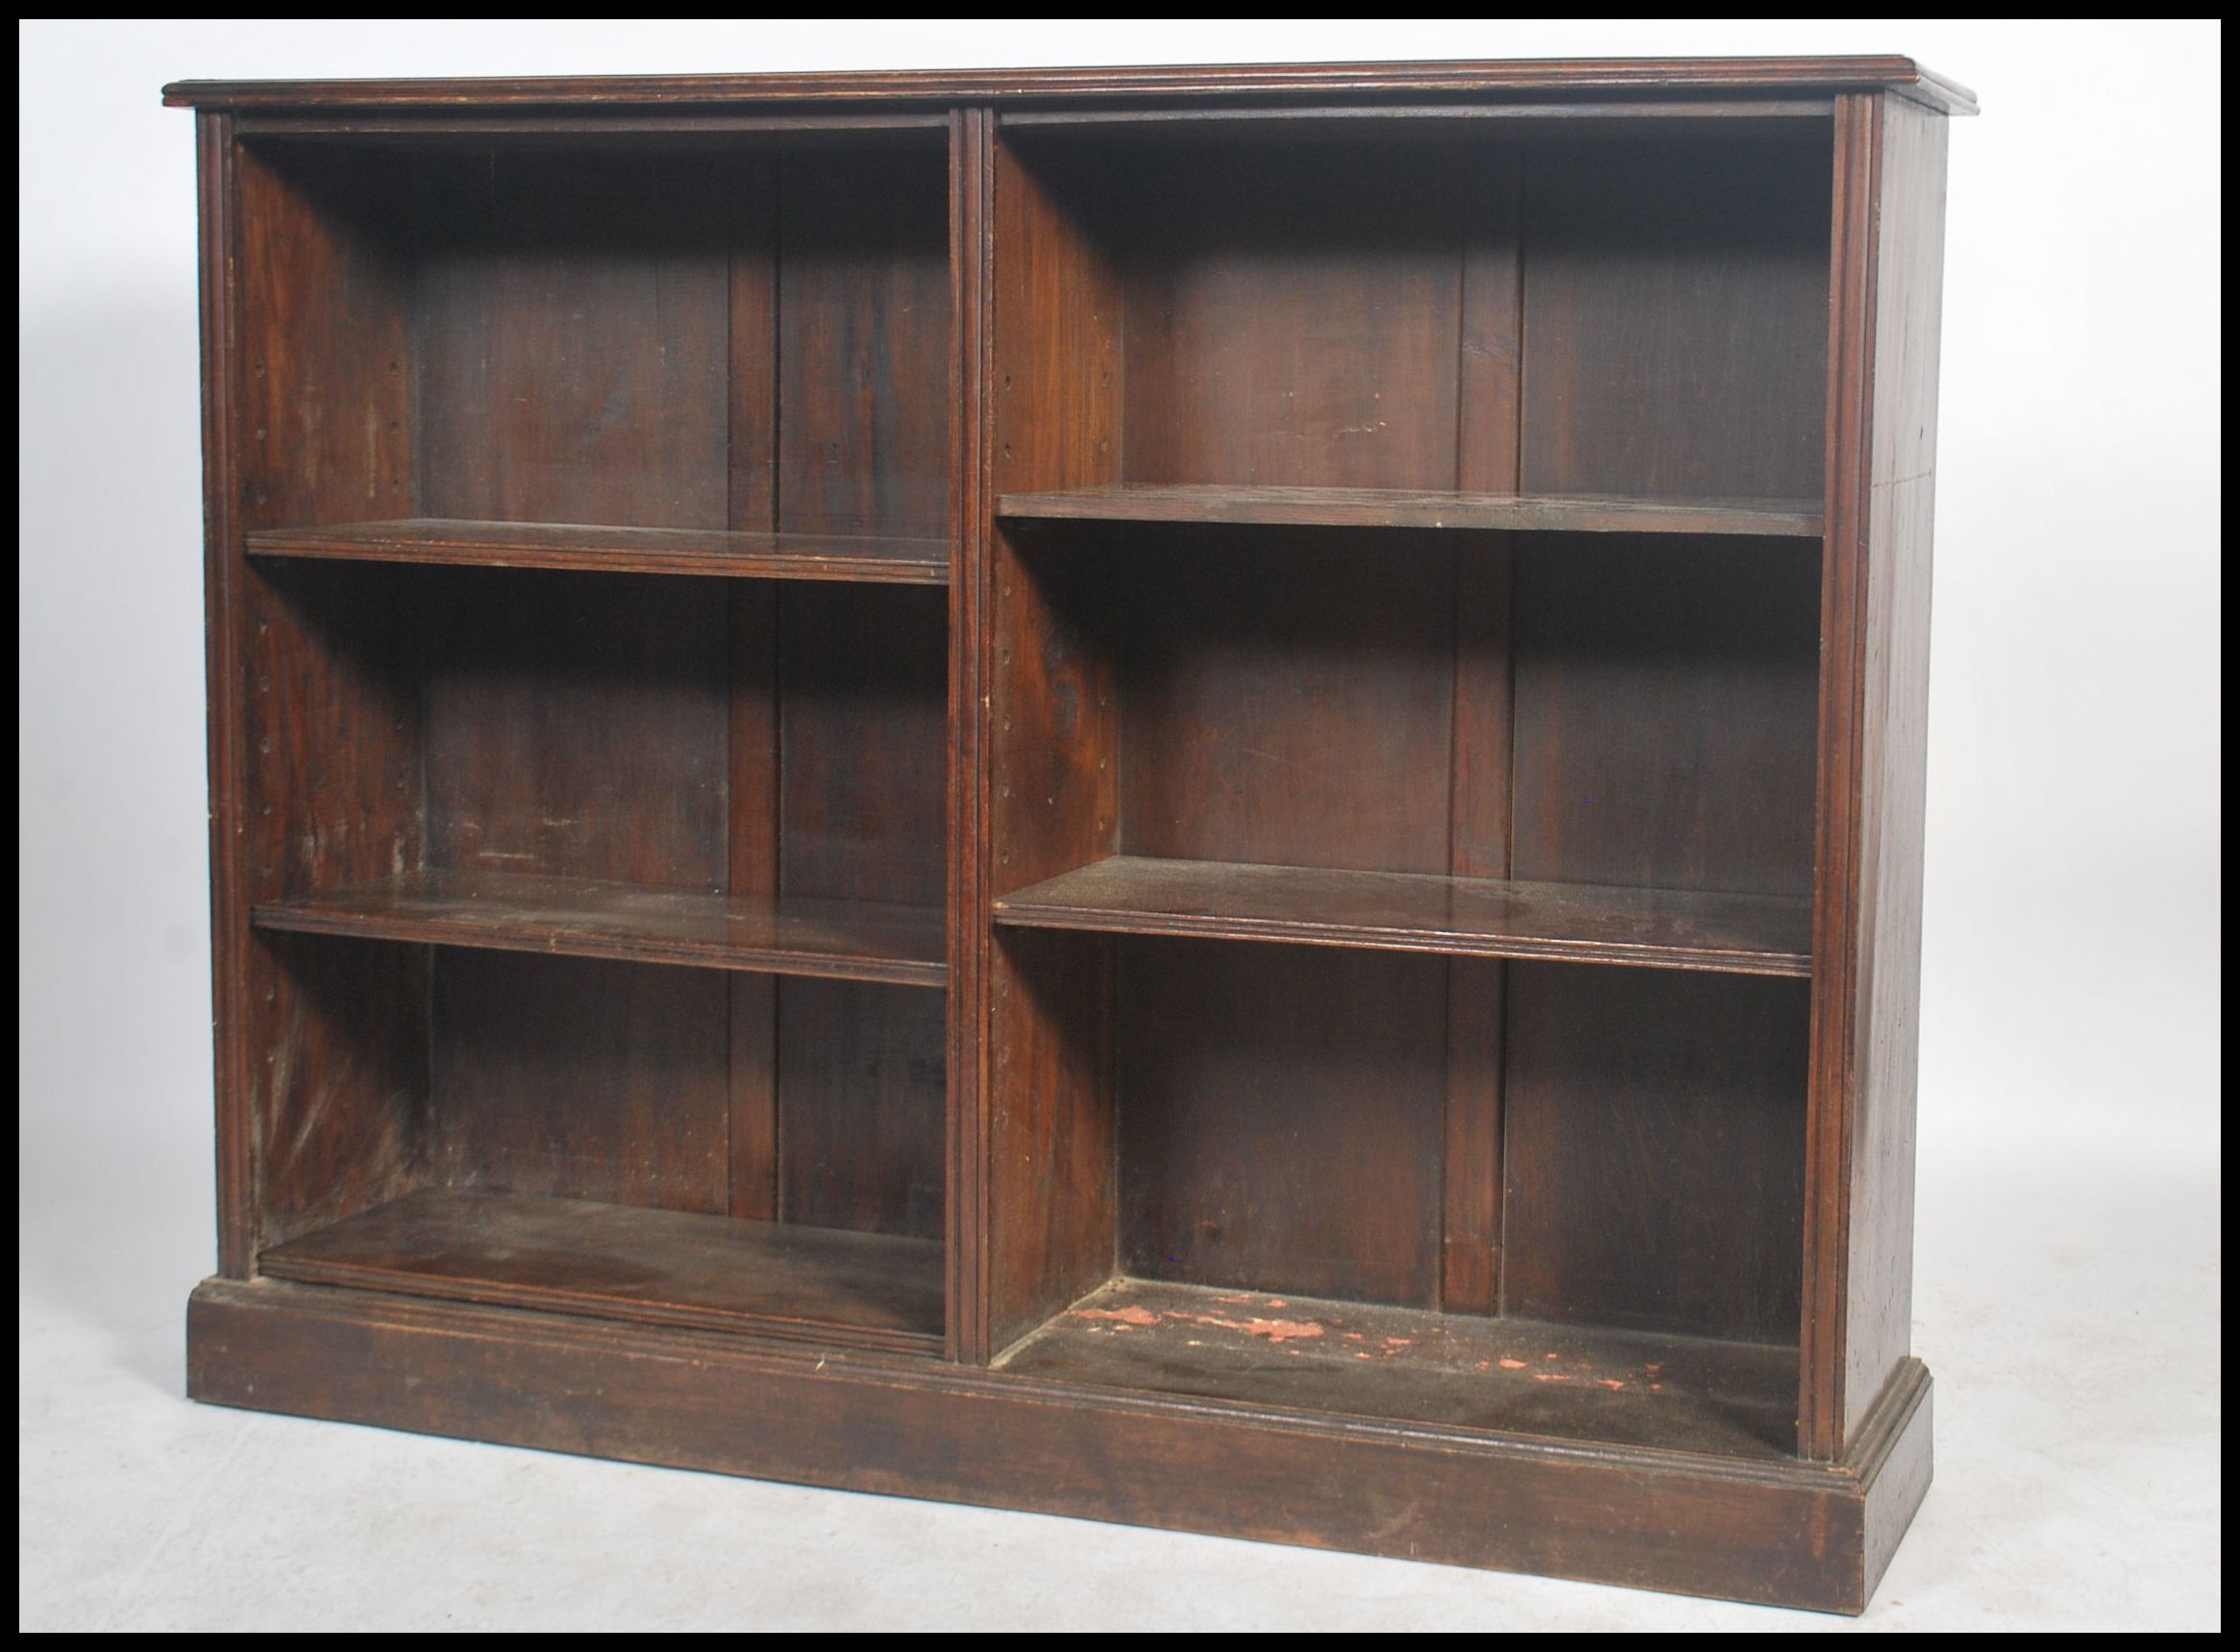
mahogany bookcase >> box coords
[165,56,1971,1613]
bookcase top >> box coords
[163,55,1978,117]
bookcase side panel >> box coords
[1807,92,1949,1457]
[229,137,431,1256]
[1846,93,1949,1449]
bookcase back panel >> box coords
[1117,938,1445,1306]
[777,584,948,907]
[1116,530,1459,873]
[414,152,738,529]
[422,568,730,888]
[1519,135,1832,503]
[1116,144,1475,490]
[776,146,954,539]
[1511,536,1822,899]
[433,949,733,1214]
[1106,940,1808,1344]
[1004,127,1828,501]
[1504,964,1809,1344]
[777,977,947,1240]
[239,136,952,538]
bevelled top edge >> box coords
[160,56,1980,117]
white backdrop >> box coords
[18,19,2221,1633]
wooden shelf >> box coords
[997,485,1822,538]
[261,1189,944,1355]
[999,1278,1799,1459]
[255,869,947,987]
[246,519,950,584]
[993,856,1810,976]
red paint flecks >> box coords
[1384,1337,1413,1348]
[1533,1372,1571,1384]
[1498,1358,1528,1370]
[1353,1352,1372,1360]
[1072,1305,1159,1327]
[1343,1332,1366,1343]
[1178,1311,1325,1344]
[1267,1299,1289,1309]
[1544,1352,1560,1362]
[1648,1383,1664,1393]
[1598,1378,1626,1391]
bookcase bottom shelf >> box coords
[999,1278,1799,1459]
[188,1276,1932,1615]
[259,1190,944,1356]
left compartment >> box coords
[217,123,956,1355]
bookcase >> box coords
[167,56,1971,1614]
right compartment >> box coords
[982,112,1834,1457]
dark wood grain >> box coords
[1002,103,1838,134]
[1805,91,1950,1460]
[418,568,727,903]
[979,136,1125,1358]
[1000,484,1821,535]
[413,150,732,530]
[188,1281,1938,1614]
[229,138,428,1256]
[1117,143,1465,489]
[1520,135,1832,505]
[764,140,955,1287]
[236,566,426,1245]
[1504,964,1809,1348]
[1115,529,1455,873]
[1002,1276,1798,1457]
[1840,93,1944,1452]
[161,55,1981,114]
[431,950,730,1215]
[724,165,783,1225]
[778,145,953,541]
[778,979,948,1240]
[1512,535,1822,898]
[1117,938,1444,1307]
[260,1189,944,1353]
[948,106,995,1363]
[227,113,953,141]
[233,143,414,532]
[777,586,948,909]
[245,519,948,583]
[1443,156,1523,1316]
[253,867,947,986]
[247,931,430,1251]
[985,928,1115,1354]
[994,856,1812,975]
[196,109,255,1275]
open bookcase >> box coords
[169,57,1970,1614]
